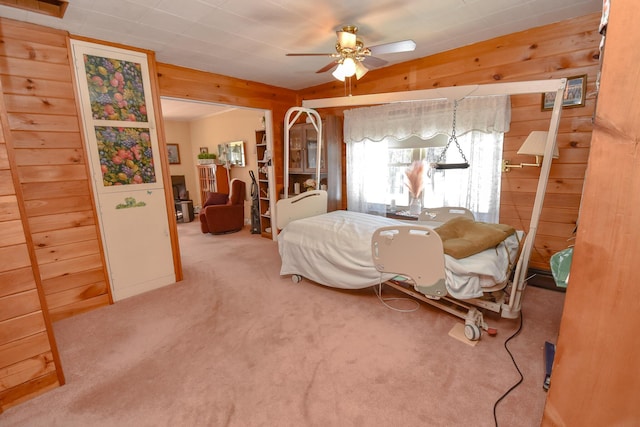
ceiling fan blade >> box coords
[316,61,338,73]
[362,56,388,68]
[368,39,416,55]
[286,53,335,57]
[337,30,356,49]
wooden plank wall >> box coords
[0,18,297,410]
[299,13,601,270]
[0,77,64,411]
[156,63,299,201]
[0,11,600,411]
[0,18,111,322]
[543,1,640,423]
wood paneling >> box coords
[13,148,84,165]
[18,164,88,182]
[0,312,46,345]
[31,224,99,247]
[0,290,41,323]
[0,1,69,19]
[0,332,53,373]
[21,180,90,200]
[0,57,72,82]
[0,103,60,411]
[4,94,79,116]
[0,143,8,169]
[28,210,95,233]
[0,76,76,101]
[7,113,79,132]
[41,267,105,294]
[38,253,103,281]
[543,2,640,424]
[23,195,93,217]
[0,17,110,410]
[156,63,298,199]
[0,267,36,297]
[0,18,110,325]
[48,294,110,322]
[45,281,107,311]
[299,13,600,271]
[0,370,59,410]
[0,219,26,246]
[0,243,31,271]
[0,170,15,195]
[0,351,56,391]
[35,238,100,264]
[0,11,604,412]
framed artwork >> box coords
[199,147,208,154]
[84,54,148,122]
[95,126,156,185]
[541,75,587,111]
[167,144,180,164]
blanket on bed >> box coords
[434,216,516,259]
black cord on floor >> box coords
[493,312,524,427]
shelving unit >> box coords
[255,129,273,238]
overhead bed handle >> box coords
[283,107,323,199]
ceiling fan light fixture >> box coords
[341,57,357,77]
[332,64,347,81]
[291,24,416,81]
[354,60,368,79]
[337,26,358,49]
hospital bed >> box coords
[275,78,566,340]
[277,191,523,340]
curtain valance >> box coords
[343,95,511,143]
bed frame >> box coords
[371,223,517,340]
[277,79,566,340]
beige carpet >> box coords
[1,221,565,426]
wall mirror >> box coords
[218,141,246,167]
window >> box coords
[344,95,510,223]
[348,132,504,223]
[389,145,444,207]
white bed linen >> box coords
[277,210,522,299]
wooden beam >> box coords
[302,79,567,109]
[0,0,68,18]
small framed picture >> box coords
[541,75,587,111]
[167,144,180,164]
[199,147,208,154]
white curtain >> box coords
[344,95,511,221]
[423,131,504,222]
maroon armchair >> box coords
[199,178,246,234]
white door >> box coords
[70,40,175,301]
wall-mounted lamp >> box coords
[502,131,559,172]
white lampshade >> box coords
[354,60,368,79]
[341,57,356,77]
[517,131,559,159]
[337,30,356,49]
[332,63,346,81]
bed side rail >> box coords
[371,225,447,298]
[419,206,474,222]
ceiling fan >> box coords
[286,25,416,81]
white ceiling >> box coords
[160,97,237,121]
[2,0,602,93]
